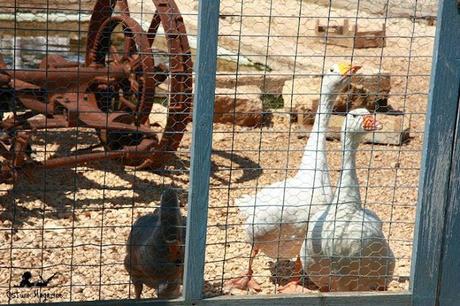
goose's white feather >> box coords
[300,109,395,291]
[235,64,352,260]
[237,172,330,259]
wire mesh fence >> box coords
[0,0,197,303]
[0,0,440,304]
[204,0,436,297]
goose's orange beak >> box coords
[362,115,383,131]
[347,65,362,75]
[338,63,362,76]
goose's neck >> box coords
[299,90,336,169]
[334,135,362,207]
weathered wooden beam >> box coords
[411,0,460,305]
[183,0,221,303]
[315,20,386,49]
[433,1,460,304]
[19,292,412,306]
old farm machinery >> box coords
[0,0,193,183]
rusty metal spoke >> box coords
[0,0,193,183]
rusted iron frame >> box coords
[0,0,193,183]
[85,0,193,169]
[2,65,129,91]
[0,93,159,134]
[136,0,193,168]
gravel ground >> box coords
[0,0,435,303]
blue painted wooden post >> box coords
[183,0,221,303]
[439,93,460,306]
[437,2,460,302]
[411,0,460,305]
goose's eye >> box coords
[330,68,334,72]
[351,114,357,118]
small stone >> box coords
[214,86,263,127]
[75,287,84,293]
[216,74,290,96]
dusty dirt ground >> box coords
[0,0,435,303]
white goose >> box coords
[225,63,361,293]
[300,108,395,292]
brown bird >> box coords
[124,188,185,299]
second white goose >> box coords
[300,108,395,292]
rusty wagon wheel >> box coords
[86,0,193,169]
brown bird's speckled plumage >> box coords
[124,188,186,299]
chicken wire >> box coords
[0,0,441,304]
[204,0,437,297]
[0,0,195,303]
